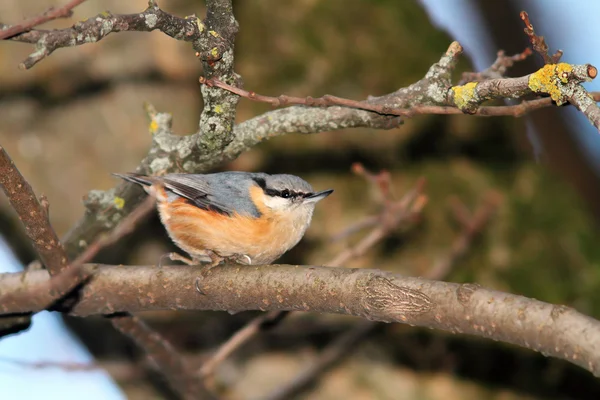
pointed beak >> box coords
[303,189,334,204]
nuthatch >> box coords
[114,172,333,266]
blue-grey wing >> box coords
[161,172,262,217]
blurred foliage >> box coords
[1,0,600,399]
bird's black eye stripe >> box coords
[265,188,280,197]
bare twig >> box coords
[264,320,376,400]
[199,166,427,379]
[428,192,502,279]
[520,11,563,64]
[461,48,533,82]
[264,193,501,400]
[198,310,289,377]
[0,0,87,40]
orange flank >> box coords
[155,185,304,264]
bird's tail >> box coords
[112,172,155,187]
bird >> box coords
[114,171,333,266]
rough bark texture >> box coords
[1,263,598,377]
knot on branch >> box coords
[456,283,481,306]
[528,63,596,105]
[359,275,433,321]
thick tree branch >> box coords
[1,263,598,377]
[265,192,500,399]
[199,166,426,378]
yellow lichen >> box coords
[528,63,573,105]
[210,47,219,58]
[214,104,223,113]
[196,18,204,32]
[149,119,159,134]
[113,196,125,210]
[451,81,478,112]
[209,30,219,38]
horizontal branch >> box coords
[1,2,206,69]
[1,263,598,377]
[203,60,600,122]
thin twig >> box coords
[428,191,502,281]
[200,76,600,118]
[520,11,563,64]
[461,48,532,82]
[264,193,501,400]
[263,320,376,400]
[198,310,289,377]
[199,165,427,379]
[0,0,87,40]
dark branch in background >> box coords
[0,0,87,41]
[108,315,213,400]
[428,192,502,279]
[1,263,598,377]
[0,147,214,399]
[264,189,500,400]
[0,146,69,273]
[199,165,426,379]
[264,320,377,400]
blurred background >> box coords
[1,0,600,399]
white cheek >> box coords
[263,196,291,210]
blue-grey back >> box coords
[162,172,262,217]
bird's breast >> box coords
[157,197,308,264]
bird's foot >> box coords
[227,254,252,265]
[158,252,197,267]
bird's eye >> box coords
[281,189,291,198]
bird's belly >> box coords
[159,201,304,264]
